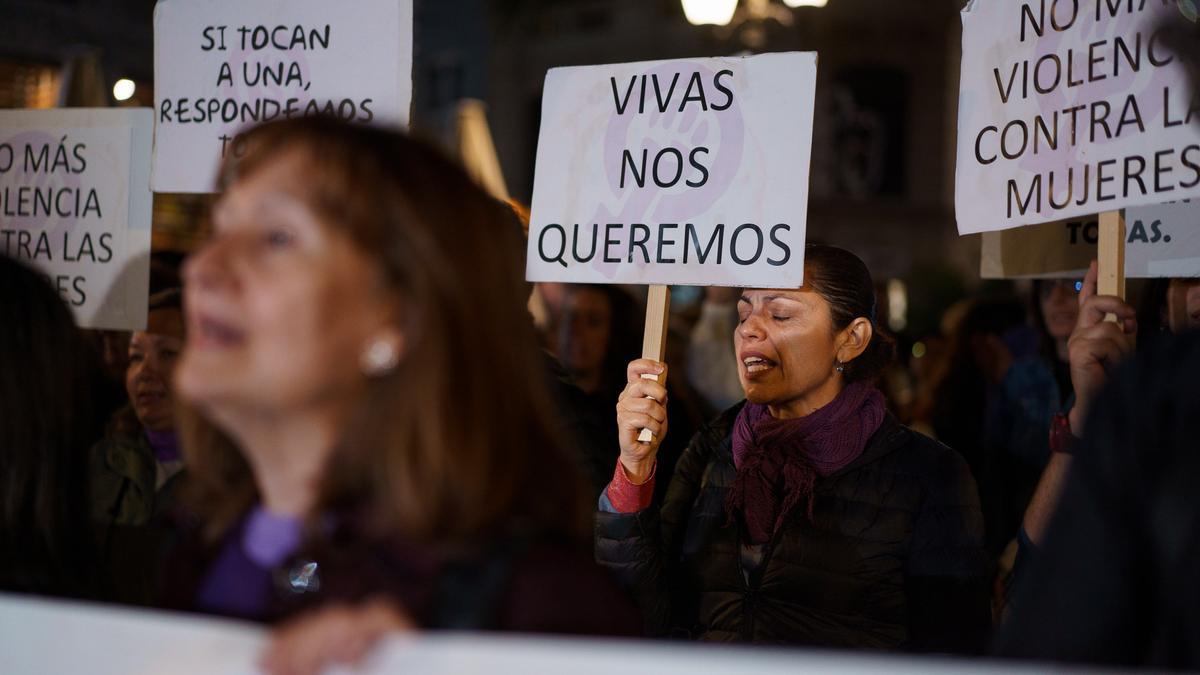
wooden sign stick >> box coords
[1097,209,1126,322]
[637,284,671,443]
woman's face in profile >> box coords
[176,149,396,418]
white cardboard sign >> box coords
[526,52,817,288]
[1130,201,1200,275]
[956,0,1200,234]
[981,200,1200,278]
[152,0,413,193]
[0,109,153,331]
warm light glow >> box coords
[782,0,828,7]
[681,0,739,26]
[112,79,136,102]
[887,279,908,332]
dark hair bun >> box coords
[804,244,895,382]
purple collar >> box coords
[242,507,306,568]
[144,429,181,464]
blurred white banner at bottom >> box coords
[0,592,1110,675]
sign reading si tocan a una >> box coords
[526,52,818,288]
[152,0,413,193]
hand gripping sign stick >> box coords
[637,284,671,444]
[1098,210,1127,322]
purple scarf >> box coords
[727,381,886,544]
[144,429,181,464]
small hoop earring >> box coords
[360,339,399,376]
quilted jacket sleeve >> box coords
[594,428,714,636]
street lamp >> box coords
[681,0,739,26]
[681,0,830,28]
[112,79,136,102]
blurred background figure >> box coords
[1161,277,1200,329]
[555,284,639,400]
[986,280,1078,544]
[981,280,1079,608]
[928,280,1082,605]
[929,294,1028,490]
[81,256,186,429]
[86,288,187,605]
[1023,276,1078,398]
[686,286,746,412]
[159,118,635,675]
[0,255,103,600]
[552,283,641,491]
[1139,277,1200,351]
[89,288,187,531]
[551,283,708,502]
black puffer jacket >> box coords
[595,403,989,651]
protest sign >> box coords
[981,200,1200,278]
[0,593,1076,675]
[0,108,152,331]
[526,52,817,289]
[1131,200,1200,275]
[152,0,413,193]
[956,0,1200,235]
[526,52,817,440]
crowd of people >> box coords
[2,112,1200,673]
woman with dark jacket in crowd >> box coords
[90,288,187,531]
[86,288,188,605]
[595,244,989,651]
[0,255,102,599]
[165,117,637,673]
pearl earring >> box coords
[835,362,845,373]
[360,339,399,376]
